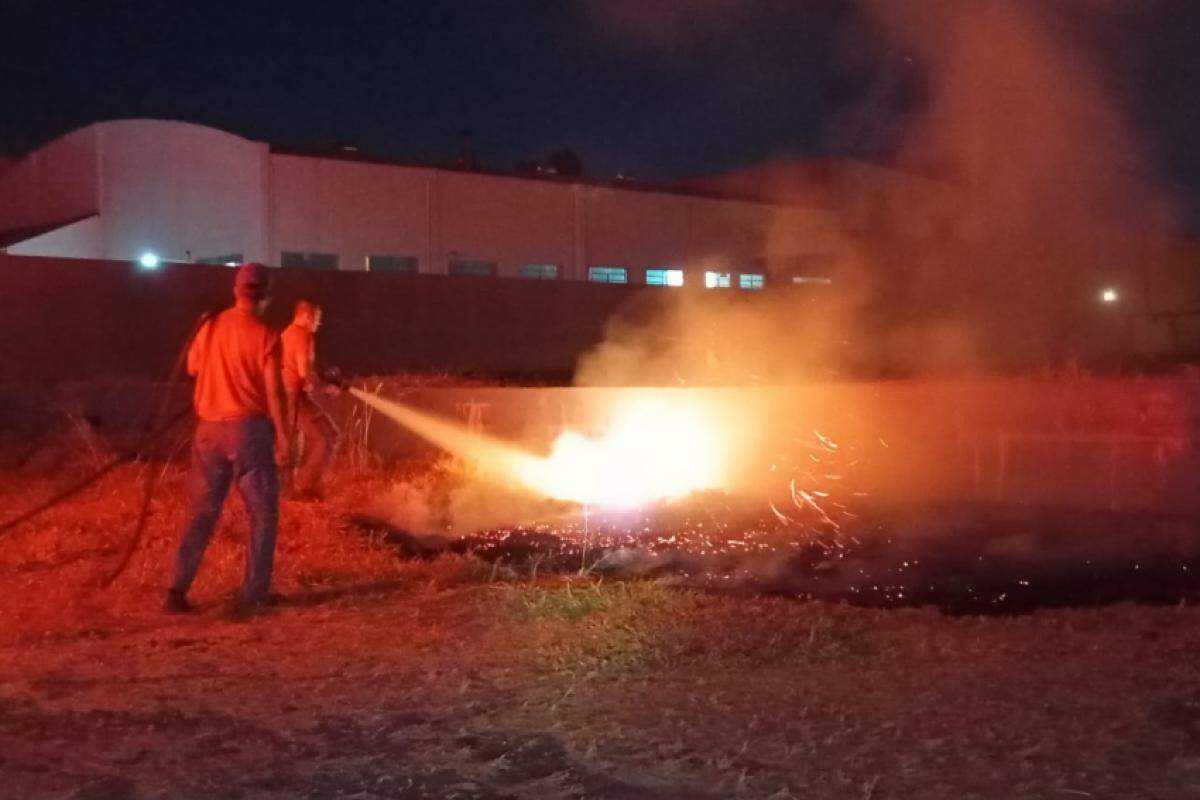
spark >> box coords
[813,430,840,451]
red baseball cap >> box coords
[234,262,271,293]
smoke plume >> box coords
[578,0,1182,381]
[850,0,1180,368]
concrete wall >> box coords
[0,253,681,382]
[0,249,1195,515]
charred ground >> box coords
[1,437,1199,799]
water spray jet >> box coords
[347,386,732,510]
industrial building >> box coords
[0,119,846,289]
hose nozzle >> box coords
[320,366,348,391]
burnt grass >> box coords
[3,453,1200,798]
[351,500,1200,615]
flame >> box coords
[350,387,729,510]
[518,395,728,508]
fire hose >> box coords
[103,333,350,585]
[100,310,219,586]
[0,406,193,541]
[0,310,216,588]
[0,315,351,585]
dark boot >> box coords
[164,589,194,614]
[231,592,283,620]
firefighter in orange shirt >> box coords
[167,263,291,613]
[281,299,337,499]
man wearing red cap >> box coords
[166,262,291,613]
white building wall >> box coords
[687,196,771,273]
[832,160,959,240]
[769,205,845,262]
[584,187,689,275]
[437,170,575,277]
[270,156,786,284]
[0,120,838,287]
[96,119,269,264]
[582,188,780,284]
[270,154,432,272]
[7,215,103,258]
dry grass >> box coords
[507,580,871,680]
[3,432,1200,798]
[0,434,414,639]
[0,430,546,645]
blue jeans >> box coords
[289,391,335,494]
[171,417,279,602]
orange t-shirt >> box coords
[188,308,281,422]
[280,322,315,394]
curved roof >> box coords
[17,118,806,208]
[16,118,257,163]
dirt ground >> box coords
[1,449,1199,799]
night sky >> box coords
[1,1,1198,230]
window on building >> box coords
[738,273,766,290]
[588,266,628,284]
[645,268,684,287]
[448,258,497,277]
[518,263,560,280]
[367,255,419,272]
[778,253,835,285]
[704,271,732,289]
[281,251,338,270]
[197,253,243,266]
